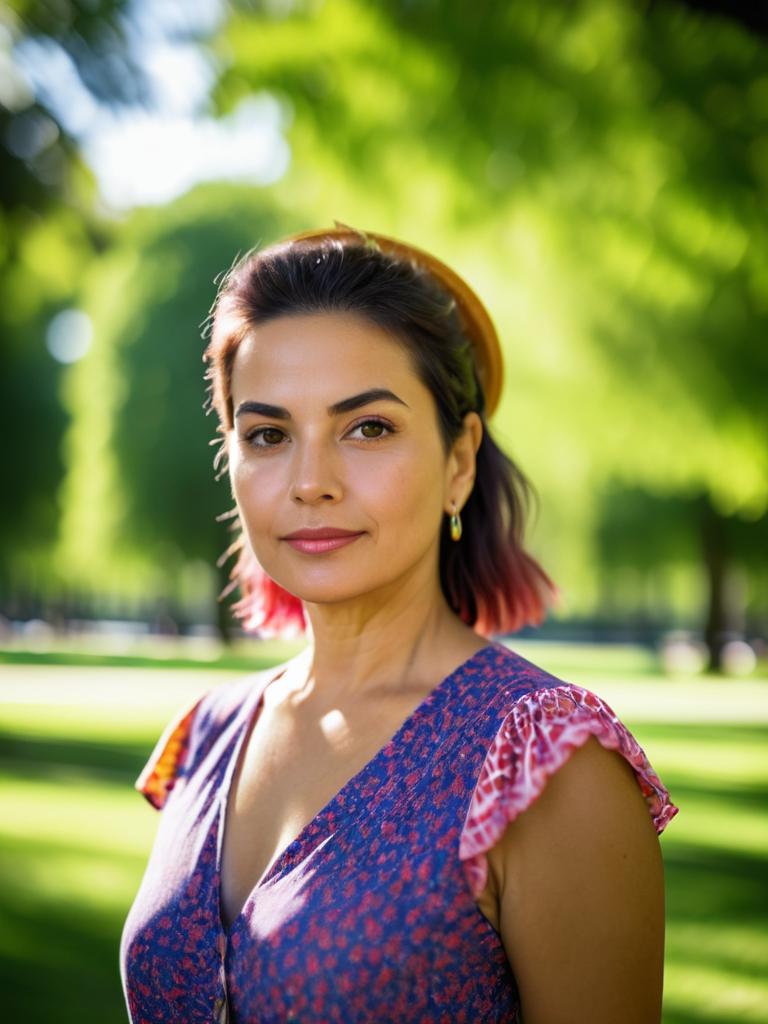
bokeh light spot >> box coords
[46,309,93,364]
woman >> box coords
[120,224,679,1023]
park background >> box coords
[1,0,766,1020]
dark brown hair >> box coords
[202,233,558,637]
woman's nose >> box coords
[288,439,342,504]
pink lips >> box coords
[281,528,364,554]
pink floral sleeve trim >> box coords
[135,694,206,810]
[459,683,680,898]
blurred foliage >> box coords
[211,0,768,647]
[2,0,766,650]
[594,485,768,642]
[57,188,294,617]
[0,0,148,586]
[212,0,767,514]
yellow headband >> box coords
[279,223,504,417]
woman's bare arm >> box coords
[488,734,666,1023]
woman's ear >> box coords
[446,412,483,509]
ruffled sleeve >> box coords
[134,691,209,810]
[459,683,680,898]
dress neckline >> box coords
[214,641,502,937]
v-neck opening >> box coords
[215,641,502,938]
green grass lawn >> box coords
[0,642,765,1023]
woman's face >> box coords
[227,311,469,611]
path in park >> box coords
[0,661,766,724]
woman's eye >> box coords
[245,427,285,447]
[349,419,393,440]
[243,419,393,449]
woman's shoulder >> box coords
[132,664,286,810]
[471,640,572,701]
[459,644,680,898]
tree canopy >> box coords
[4,0,765,654]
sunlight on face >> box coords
[227,311,452,609]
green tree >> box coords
[0,0,147,596]
[202,0,768,666]
[57,186,300,636]
[52,0,767,666]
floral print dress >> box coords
[120,641,678,1023]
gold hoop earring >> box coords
[449,501,462,542]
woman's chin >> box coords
[288,587,368,607]
[282,574,388,609]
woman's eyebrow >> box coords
[234,387,409,421]
[330,387,410,416]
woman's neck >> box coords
[288,589,485,706]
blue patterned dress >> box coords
[120,641,678,1022]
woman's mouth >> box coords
[281,531,365,554]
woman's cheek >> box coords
[232,460,290,553]
[392,456,440,513]
[228,450,249,508]
[229,446,266,515]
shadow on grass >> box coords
[665,841,768,927]
[662,841,768,1022]
[663,1010,763,1024]
[662,779,768,816]
[0,730,151,782]
[632,723,768,745]
[0,648,284,672]
[0,892,129,1023]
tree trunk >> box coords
[699,495,733,674]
